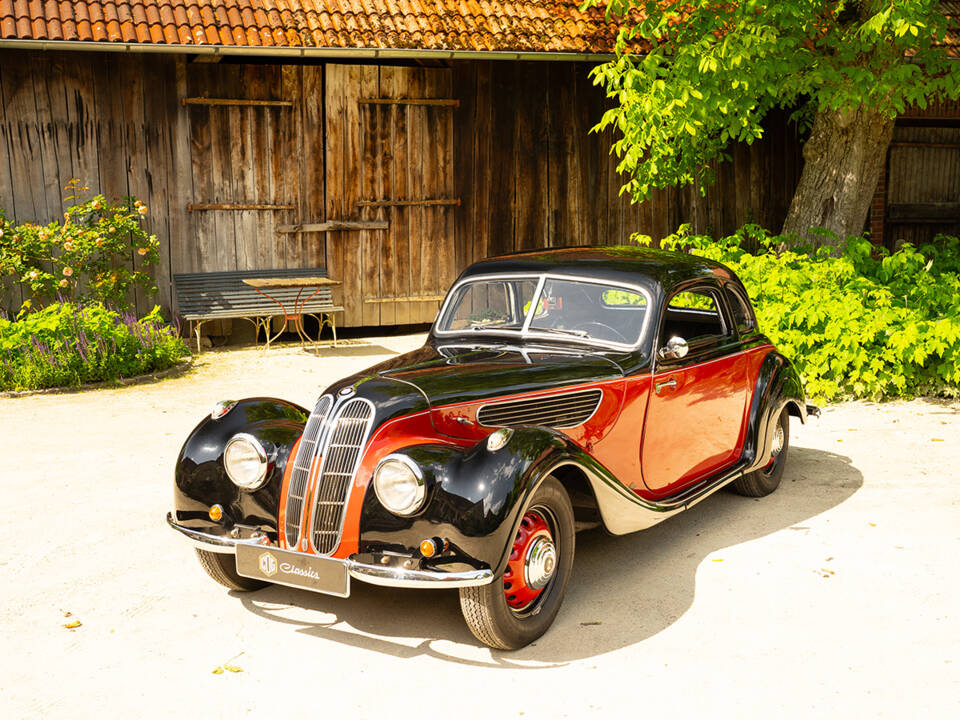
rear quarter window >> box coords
[724,285,757,334]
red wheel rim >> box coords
[503,509,557,611]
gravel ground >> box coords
[2,335,959,719]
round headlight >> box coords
[373,455,425,516]
[223,433,269,490]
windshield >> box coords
[436,275,649,347]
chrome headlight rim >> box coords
[373,454,426,517]
[223,432,269,491]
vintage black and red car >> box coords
[168,246,817,649]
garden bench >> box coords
[173,268,344,352]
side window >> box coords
[663,288,729,342]
[724,285,756,335]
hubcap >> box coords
[764,423,785,470]
[525,536,557,589]
[503,509,556,611]
[771,423,785,457]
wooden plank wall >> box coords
[0,50,186,316]
[886,123,960,248]
[452,61,804,269]
[1,51,804,325]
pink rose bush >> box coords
[0,179,160,310]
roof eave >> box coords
[0,39,616,62]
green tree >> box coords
[587,1,960,241]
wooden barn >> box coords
[1,1,958,331]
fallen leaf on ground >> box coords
[711,558,723,562]
[212,666,224,675]
[868,522,877,527]
[63,620,82,630]
[931,438,944,442]
[223,664,243,673]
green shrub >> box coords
[0,180,159,310]
[656,225,960,402]
[0,302,189,392]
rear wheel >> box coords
[195,549,268,592]
[732,408,789,497]
[459,477,575,650]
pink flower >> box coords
[63,241,74,251]
[28,270,39,280]
[137,247,148,256]
[59,279,69,287]
[138,206,148,216]
[92,200,102,210]
[62,266,73,277]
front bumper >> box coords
[167,512,493,590]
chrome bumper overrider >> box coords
[166,513,493,589]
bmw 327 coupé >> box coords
[168,246,817,649]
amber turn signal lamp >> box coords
[419,537,448,557]
[208,504,223,522]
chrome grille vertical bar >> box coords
[284,394,333,548]
[310,397,375,555]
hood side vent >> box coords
[477,388,603,429]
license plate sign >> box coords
[235,544,350,597]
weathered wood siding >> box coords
[1,50,805,326]
[884,123,960,248]
[453,63,805,269]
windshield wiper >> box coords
[469,321,518,330]
[532,327,590,338]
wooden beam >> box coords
[887,202,960,222]
[276,220,389,233]
[891,141,960,149]
[363,295,446,303]
[188,203,296,212]
[182,97,294,108]
[359,98,459,107]
[356,198,461,208]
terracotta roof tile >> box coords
[0,0,629,53]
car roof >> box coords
[458,245,735,292]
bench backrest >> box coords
[174,268,337,320]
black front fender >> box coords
[358,427,575,575]
[173,397,307,539]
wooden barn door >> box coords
[885,123,960,248]
[325,65,457,327]
[183,64,316,274]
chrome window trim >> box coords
[433,272,654,352]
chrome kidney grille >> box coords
[477,388,603,429]
[310,398,375,554]
[284,394,333,548]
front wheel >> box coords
[459,477,575,650]
[731,408,789,497]
[195,549,269,592]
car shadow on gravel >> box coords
[238,444,862,666]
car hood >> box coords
[353,343,625,409]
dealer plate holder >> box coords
[235,544,350,598]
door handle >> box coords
[655,378,678,394]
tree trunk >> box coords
[781,106,895,243]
